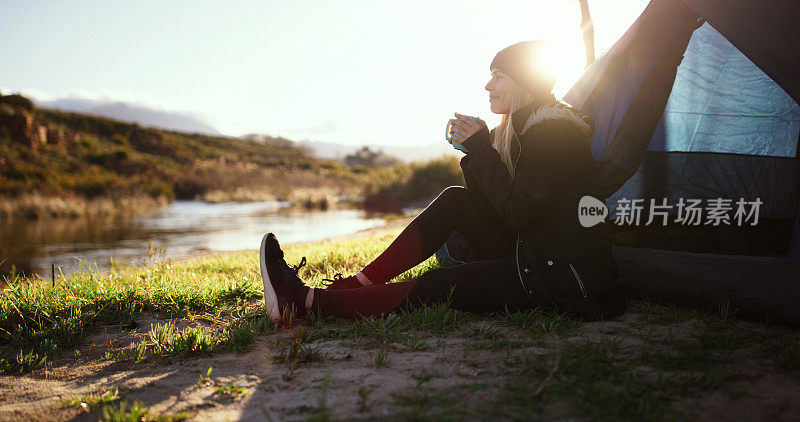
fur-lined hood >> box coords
[508,97,595,140]
[519,102,594,139]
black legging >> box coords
[309,186,536,319]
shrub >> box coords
[403,155,463,200]
[147,181,175,200]
[172,176,207,199]
[363,155,464,207]
[0,94,34,111]
[110,134,129,146]
[345,146,401,167]
[0,127,11,144]
[112,149,129,161]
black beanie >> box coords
[490,40,556,95]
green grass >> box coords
[148,321,220,356]
[0,239,297,370]
[373,348,391,367]
[14,349,48,373]
[60,386,124,410]
[778,341,800,371]
[357,387,373,412]
[213,383,249,400]
[498,305,580,336]
[307,371,333,422]
[102,401,148,422]
[391,388,468,422]
[272,336,325,364]
[224,315,276,353]
[100,400,189,422]
[197,366,214,387]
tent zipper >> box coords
[569,263,588,302]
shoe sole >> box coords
[260,233,281,322]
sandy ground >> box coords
[0,312,798,421]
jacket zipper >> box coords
[569,263,588,302]
[513,111,587,304]
[515,234,527,295]
[512,123,527,299]
[512,125,522,175]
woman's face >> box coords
[485,69,515,114]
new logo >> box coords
[578,195,608,227]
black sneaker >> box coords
[322,273,363,290]
[259,232,308,322]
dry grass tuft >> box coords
[0,193,169,219]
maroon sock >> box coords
[310,279,419,320]
[292,285,311,317]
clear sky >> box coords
[0,0,647,147]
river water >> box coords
[0,200,387,279]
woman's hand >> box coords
[448,113,487,151]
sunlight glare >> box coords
[543,36,589,99]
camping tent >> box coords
[563,0,800,325]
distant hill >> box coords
[0,93,357,204]
[29,96,458,163]
[34,97,221,136]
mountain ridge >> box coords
[34,96,221,136]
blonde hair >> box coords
[492,84,536,177]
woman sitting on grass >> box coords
[260,40,624,322]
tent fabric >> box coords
[564,0,701,197]
[563,0,800,261]
[607,152,800,221]
[790,195,800,261]
[648,23,800,158]
[681,0,800,106]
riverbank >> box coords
[1,222,798,421]
[1,200,395,279]
[0,193,171,220]
[0,189,359,220]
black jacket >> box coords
[460,96,624,318]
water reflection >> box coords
[0,200,386,278]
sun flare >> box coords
[542,37,589,98]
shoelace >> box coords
[291,256,307,274]
[278,256,306,282]
[321,272,344,287]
